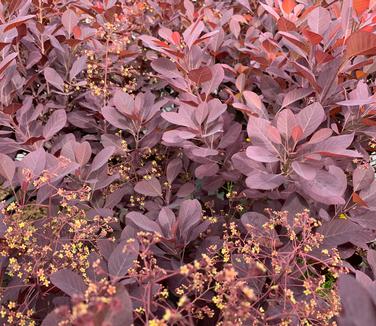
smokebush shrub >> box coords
[0,0,376,325]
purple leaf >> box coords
[291,161,317,180]
[62,9,79,35]
[43,109,67,140]
[50,269,87,297]
[246,145,280,163]
[353,165,374,191]
[44,67,64,91]
[300,166,347,205]
[108,240,139,278]
[201,64,224,95]
[319,219,373,248]
[90,146,115,174]
[178,199,202,240]
[113,90,134,117]
[339,274,376,326]
[277,109,297,139]
[104,289,133,326]
[134,177,162,197]
[0,153,15,182]
[247,116,280,153]
[74,141,91,166]
[243,91,267,118]
[195,163,219,178]
[126,212,162,234]
[102,105,129,130]
[246,171,285,190]
[166,158,182,183]
[19,148,46,177]
[183,20,204,48]
[307,128,333,144]
[296,102,325,138]
[70,56,87,80]
[307,7,331,35]
[176,182,195,197]
[158,207,176,238]
[281,88,313,108]
[207,99,227,123]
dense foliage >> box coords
[0,0,376,324]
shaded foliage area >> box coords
[0,0,376,325]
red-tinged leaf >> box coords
[302,29,323,45]
[0,53,17,76]
[43,110,67,140]
[266,125,282,144]
[7,0,23,16]
[3,15,35,32]
[134,177,162,197]
[126,212,162,234]
[74,141,91,166]
[282,0,296,14]
[188,66,212,84]
[153,40,170,48]
[44,67,64,91]
[0,153,15,182]
[171,31,181,45]
[73,25,81,39]
[353,165,375,191]
[90,146,115,173]
[346,31,376,58]
[277,17,296,31]
[108,240,139,278]
[246,146,280,163]
[0,42,10,51]
[296,102,326,138]
[292,161,317,180]
[62,9,79,35]
[281,88,313,108]
[352,192,369,207]
[166,158,182,183]
[353,0,370,15]
[246,171,285,190]
[291,125,303,142]
[361,118,376,126]
[22,136,45,145]
[50,269,87,297]
[3,103,22,115]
